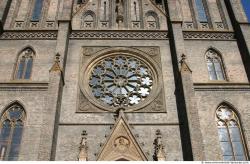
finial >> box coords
[78,130,88,161]
[153,129,166,161]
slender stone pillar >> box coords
[166,0,205,160]
[38,0,73,160]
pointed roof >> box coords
[180,54,192,73]
[97,111,147,161]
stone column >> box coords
[38,0,73,160]
[0,0,12,33]
[167,0,205,160]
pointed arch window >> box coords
[195,0,208,22]
[0,103,25,161]
[15,48,34,80]
[206,49,226,81]
[31,0,44,21]
[216,104,248,161]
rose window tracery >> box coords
[89,55,153,107]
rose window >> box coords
[89,55,153,107]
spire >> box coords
[50,53,62,72]
[180,54,192,73]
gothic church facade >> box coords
[0,0,250,161]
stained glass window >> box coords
[0,104,25,161]
[195,0,208,22]
[206,49,226,81]
[216,104,248,161]
[31,0,44,21]
[15,48,34,80]
[88,55,153,107]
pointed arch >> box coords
[205,48,226,81]
[215,102,248,161]
[81,10,96,29]
[14,47,35,80]
[0,102,26,161]
[145,11,160,29]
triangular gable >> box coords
[97,113,147,161]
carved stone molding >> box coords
[183,31,235,40]
[70,31,168,40]
[0,31,58,40]
[193,83,250,91]
[0,82,49,91]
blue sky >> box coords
[242,0,250,21]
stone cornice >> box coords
[183,31,235,40]
[70,30,168,40]
[0,30,58,40]
[0,82,49,91]
[193,83,250,91]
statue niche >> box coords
[115,0,125,28]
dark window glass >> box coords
[216,105,248,161]
[195,0,208,22]
[16,57,25,79]
[31,0,44,21]
[0,105,25,160]
[207,60,217,80]
[24,58,33,79]
[15,49,34,80]
[8,121,23,161]
[206,50,225,80]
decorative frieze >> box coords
[183,31,235,40]
[0,31,57,40]
[70,31,168,40]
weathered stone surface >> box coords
[0,0,249,161]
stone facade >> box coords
[0,0,249,161]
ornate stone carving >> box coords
[183,31,235,40]
[78,47,165,113]
[50,53,62,72]
[0,31,57,40]
[180,54,192,73]
[78,91,103,112]
[153,130,166,161]
[114,136,130,152]
[79,47,164,112]
[78,130,88,161]
[70,31,168,40]
[97,112,147,161]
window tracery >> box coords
[206,49,226,81]
[14,48,34,80]
[216,104,248,161]
[88,55,153,108]
[0,103,25,161]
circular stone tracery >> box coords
[89,55,153,107]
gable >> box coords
[97,115,147,161]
